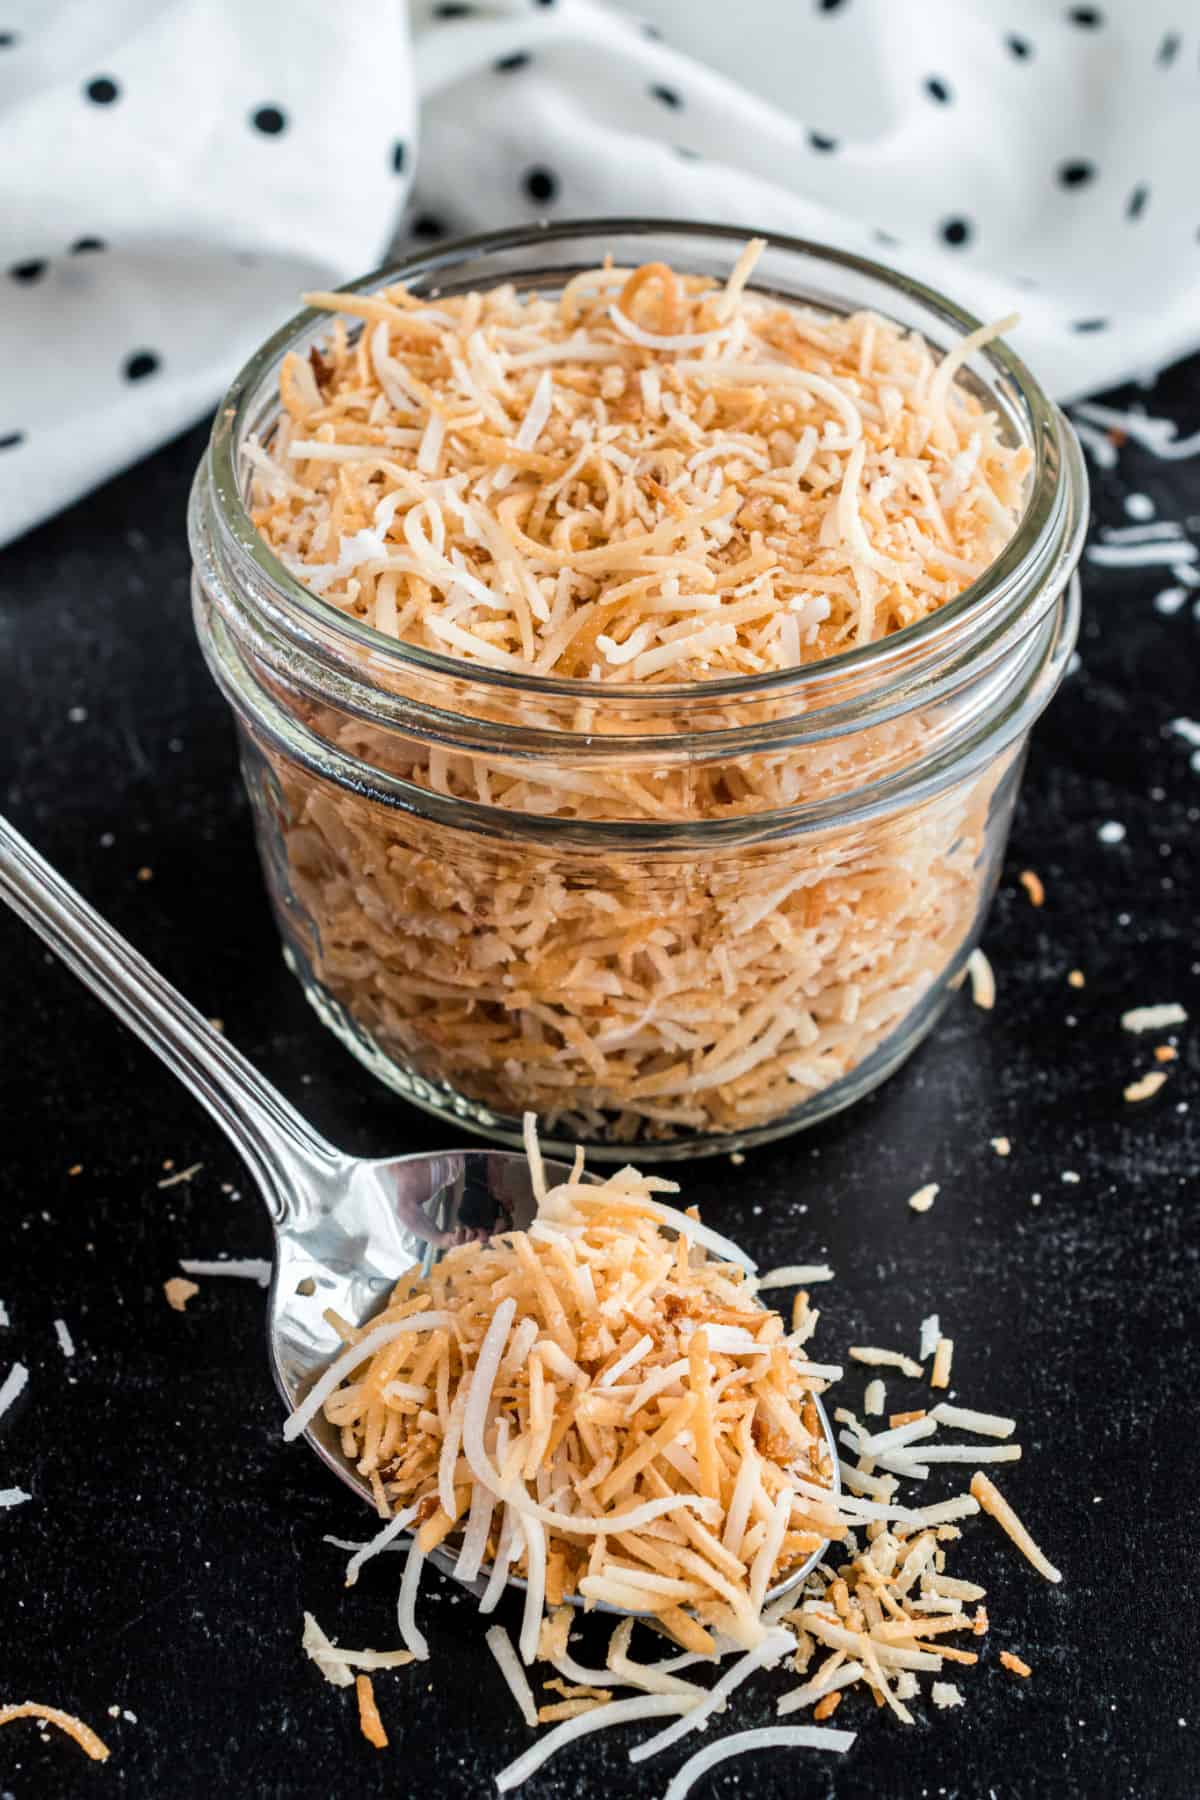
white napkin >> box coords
[2,0,1196,546]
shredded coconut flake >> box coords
[249,244,1030,1145]
[966,949,996,1011]
[486,1625,540,1728]
[1122,1003,1187,1033]
[0,1361,29,1424]
[179,1257,271,1287]
[659,1725,856,1800]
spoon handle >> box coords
[0,813,338,1223]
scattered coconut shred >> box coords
[0,1703,110,1763]
[163,1277,200,1313]
[293,1120,1060,1786]
[247,239,1029,1143]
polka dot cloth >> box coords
[1,0,1197,545]
[0,0,412,544]
[406,0,1200,400]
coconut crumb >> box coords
[1017,871,1044,908]
[1067,970,1085,989]
[930,1338,954,1389]
[931,1682,965,1709]
[908,1184,939,1214]
[164,1277,200,1313]
[966,949,996,1011]
[1154,1045,1177,1064]
[1124,1070,1167,1103]
[989,1137,1011,1157]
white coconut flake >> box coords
[495,1695,695,1792]
[931,1402,1015,1439]
[0,1360,29,1424]
[659,1726,856,1800]
[919,1314,941,1361]
[301,1612,355,1689]
[485,1625,539,1729]
[629,1632,797,1764]
[757,1264,834,1288]
[344,1504,421,1588]
[966,948,996,1010]
[1121,1002,1187,1033]
[53,1319,75,1359]
[0,1487,31,1508]
[932,1682,965,1709]
[908,1184,938,1214]
[179,1257,272,1287]
[396,1540,429,1662]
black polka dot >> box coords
[251,105,286,135]
[85,75,119,104]
[1126,183,1149,220]
[808,131,838,151]
[0,431,24,449]
[70,236,106,253]
[412,213,445,240]
[495,51,530,71]
[650,83,681,108]
[9,260,46,284]
[1005,33,1033,58]
[123,350,160,382]
[1156,30,1180,65]
[1070,318,1108,332]
[1058,159,1095,188]
[433,3,472,14]
[534,0,557,7]
[391,141,407,173]
[1066,6,1103,23]
[0,31,18,47]
[940,216,972,248]
[525,167,557,203]
[816,0,847,10]
[924,75,952,103]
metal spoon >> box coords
[0,814,835,1607]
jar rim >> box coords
[206,216,1074,710]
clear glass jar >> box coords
[189,221,1087,1161]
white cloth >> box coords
[2,0,1196,545]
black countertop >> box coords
[1,356,1197,1800]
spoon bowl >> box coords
[1,813,838,1612]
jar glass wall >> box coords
[190,221,1087,1160]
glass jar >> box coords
[189,221,1087,1161]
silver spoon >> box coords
[0,813,835,1608]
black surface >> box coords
[1,358,1198,1800]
